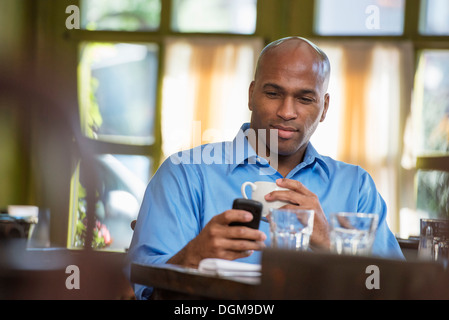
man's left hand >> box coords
[264,178,330,250]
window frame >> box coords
[68,0,266,170]
[64,0,264,249]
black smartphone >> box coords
[229,198,263,229]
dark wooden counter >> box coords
[131,263,259,300]
[131,248,449,300]
[0,243,133,299]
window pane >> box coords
[78,42,158,145]
[81,0,161,31]
[413,50,449,154]
[171,0,257,34]
[310,42,403,233]
[161,38,262,157]
[315,0,405,35]
[419,0,449,35]
[70,155,151,251]
[417,170,449,218]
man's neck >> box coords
[248,136,307,177]
[275,150,306,177]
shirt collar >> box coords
[229,122,330,179]
[228,123,259,172]
[297,142,330,179]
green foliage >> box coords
[417,171,449,218]
[78,44,105,139]
[73,183,111,249]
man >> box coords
[127,37,404,299]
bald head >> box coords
[254,37,331,92]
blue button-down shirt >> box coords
[127,123,404,299]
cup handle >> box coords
[241,182,256,199]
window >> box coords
[70,40,160,251]
[402,49,449,236]
[161,37,262,157]
[419,0,449,35]
[314,0,405,36]
[310,45,345,158]
[311,0,448,239]
[68,0,260,251]
[413,50,449,154]
[69,154,150,250]
[78,42,159,145]
[80,0,161,31]
[312,41,406,232]
[171,0,257,34]
[417,170,449,217]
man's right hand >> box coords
[166,210,267,268]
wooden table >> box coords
[131,248,449,300]
[131,263,259,300]
[0,243,132,299]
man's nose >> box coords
[276,96,297,120]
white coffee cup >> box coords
[241,181,289,217]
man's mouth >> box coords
[271,125,298,139]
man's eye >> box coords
[265,91,279,98]
[300,97,314,103]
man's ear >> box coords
[248,81,255,111]
[320,93,330,122]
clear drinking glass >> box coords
[330,212,378,256]
[269,208,314,251]
[418,219,449,266]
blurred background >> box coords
[0,0,448,256]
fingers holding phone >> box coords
[167,200,266,268]
[229,198,262,229]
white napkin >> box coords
[198,258,261,277]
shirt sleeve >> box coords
[357,168,404,260]
[125,157,203,299]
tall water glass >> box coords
[330,212,378,256]
[269,208,314,251]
